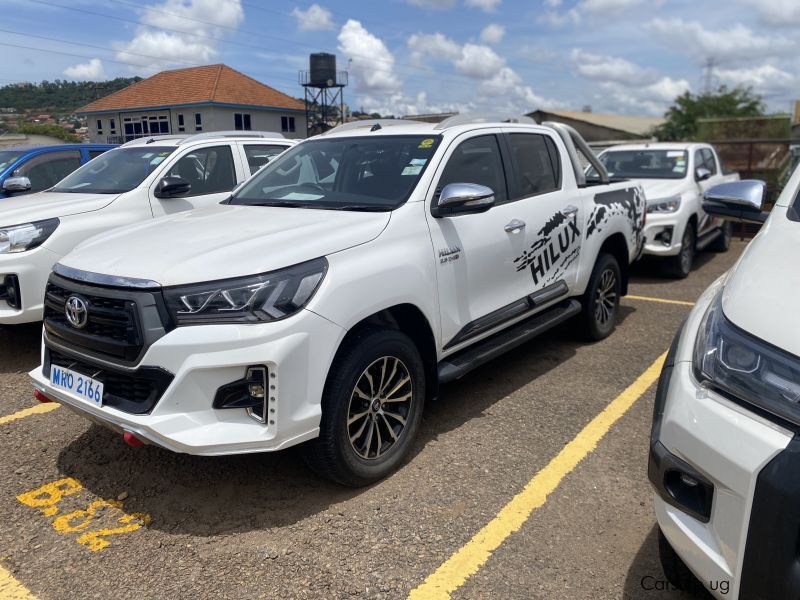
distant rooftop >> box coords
[77,64,304,114]
[529,109,664,137]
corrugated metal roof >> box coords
[533,109,664,136]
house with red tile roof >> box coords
[77,64,306,143]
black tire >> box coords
[665,223,695,279]
[301,328,425,487]
[580,253,621,341]
[709,221,732,253]
[658,528,712,598]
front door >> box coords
[426,131,540,350]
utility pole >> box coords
[703,58,716,94]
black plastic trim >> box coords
[650,318,686,445]
[739,435,800,600]
[648,440,714,524]
[438,298,579,383]
[0,275,21,310]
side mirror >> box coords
[695,167,712,182]
[154,176,191,199]
[2,176,32,193]
[703,180,768,224]
[432,183,495,217]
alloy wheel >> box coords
[594,268,618,327]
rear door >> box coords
[696,147,719,235]
[426,130,544,350]
[150,143,246,216]
[503,130,583,296]
[238,142,292,177]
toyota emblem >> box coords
[65,295,89,329]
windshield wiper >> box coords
[323,204,392,212]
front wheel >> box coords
[580,253,621,341]
[709,221,732,253]
[665,224,695,279]
[301,328,425,487]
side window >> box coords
[243,144,288,175]
[166,145,237,196]
[436,135,508,204]
[508,133,560,199]
[693,150,704,175]
[88,150,108,160]
[701,148,718,175]
[15,151,82,192]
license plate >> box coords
[50,365,104,407]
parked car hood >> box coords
[634,179,692,201]
[60,204,392,286]
[0,191,117,227]
[722,206,800,357]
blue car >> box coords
[0,144,116,198]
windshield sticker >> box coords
[667,151,684,158]
[402,165,423,176]
[410,158,427,166]
[418,139,434,149]
[150,157,167,166]
[281,192,325,201]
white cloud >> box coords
[408,32,462,64]
[649,18,793,64]
[64,58,107,81]
[740,0,800,26]
[479,24,505,45]
[541,0,658,27]
[602,76,691,116]
[465,0,501,12]
[338,20,401,94]
[114,0,244,71]
[454,44,505,78]
[407,0,456,9]
[291,4,334,31]
[579,0,648,13]
[570,49,657,86]
[716,64,797,97]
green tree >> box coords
[654,86,765,141]
[16,123,80,143]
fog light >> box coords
[680,473,698,487]
[212,365,269,424]
[0,275,21,310]
[654,228,673,247]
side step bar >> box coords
[438,299,581,383]
[695,226,722,251]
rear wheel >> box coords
[665,224,695,279]
[580,253,621,341]
[301,328,425,487]
[658,528,712,597]
[709,221,732,252]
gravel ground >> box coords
[0,241,746,599]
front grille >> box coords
[43,272,171,366]
[46,349,173,415]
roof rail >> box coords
[178,130,285,144]
[121,135,186,146]
[542,121,609,186]
[434,113,536,130]
[321,119,420,135]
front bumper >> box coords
[30,308,346,455]
[642,212,685,257]
[649,292,795,598]
[0,246,61,324]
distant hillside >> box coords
[0,78,142,114]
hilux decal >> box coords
[586,186,645,253]
[514,210,581,286]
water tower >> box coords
[299,53,348,136]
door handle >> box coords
[504,219,526,233]
[563,205,579,215]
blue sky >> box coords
[2,0,798,117]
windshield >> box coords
[588,149,688,180]
[0,151,23,173]
[231,135,442,211]
[52,147,175,194]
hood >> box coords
[0,191,117,226]
[61,203,391,286]
[722,206,800,357]
[633,178,691,202]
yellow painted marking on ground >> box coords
[626,294,695,307]
[0,565,37,600]
[0,403,58,426]
[408,352,668,600]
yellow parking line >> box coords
[626,294,694,307]
[0,404,59,426]
[408,351,668,600]
[0,564,37,600]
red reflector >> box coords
[123,432,144,447]
[34,389,53,403]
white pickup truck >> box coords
[0,132,294,324]
[589,143,738,278]
[31,115,645,485]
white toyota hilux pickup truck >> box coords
[0,132,294,324]
[589,143,738,278]
[31,116,645,486]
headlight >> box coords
[693,293,800,425]
[163,257,327,325]
[647,195,681,213]
[0,219,59,253]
